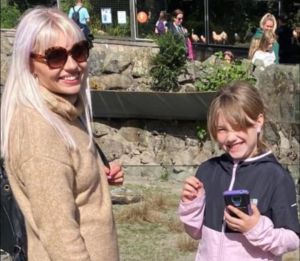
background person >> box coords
[223,50,234,64]
[167,9,198,60]
[252,30,276,68]
[69,0,90,39]
[178,81,299,261]
[167,9,199,42]
[1,6,122,261]
[249,13,279,63]
[155,11,168,35]
[276,14,293,63]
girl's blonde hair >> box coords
[248,38,260,59]
[208,81,269,154]
[159,11,167,20]
[1,6,93,158]
[260,13,277,33]
[258,30,275,51]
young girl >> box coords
[251,30,276,67]
[155,11,168,35]
[178,81,299,261]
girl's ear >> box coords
[256,113,264,131]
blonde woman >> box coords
[248,13,279,62]
[252,30,276,67]
[1,6,122,261]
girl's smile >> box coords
[227,141,244,151]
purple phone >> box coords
[223,190,252,217]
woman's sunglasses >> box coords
[30,40,89,69]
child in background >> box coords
[178,81,299,261]
[248,38,260,60]
[155,11,168,35]
[223,50,235,64]
[252,30,276,67]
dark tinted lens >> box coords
[47,48,68,69]
[71,41,89,63]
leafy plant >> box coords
[196,120,208,141]
[195,53,256,92]
[89,15,102,35]
[150,33,188,92]
[159,167,170,181]
[1,3,22,29]
[104,23,131,37]
[288,9,300,30]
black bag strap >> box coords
[78,117,110,170]
[94,142,110,170]
[73,6,82,13]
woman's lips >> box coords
[60,73,79,84]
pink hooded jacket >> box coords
[178,152,299,261]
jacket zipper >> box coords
[218,162,238,261]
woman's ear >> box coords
[29,59,34,74]
[29,60,38,78]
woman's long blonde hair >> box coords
[1,6,93,158]
[208,81,269,154]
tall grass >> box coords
[115,202,159,224]
[177,234,199,252]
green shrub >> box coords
[195,52,256,92]
[89,15,102,34]
[150,33,188,92]
[1,3,22,29]
[105,23,131,37]
[196,120,208,142]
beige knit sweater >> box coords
[6,88,119,261]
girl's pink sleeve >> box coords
[178,194,206,240]
[244,215,299,256]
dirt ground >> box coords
[112,170,299,261]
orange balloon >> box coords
[137,11,148,23]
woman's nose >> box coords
[64,55,78,70]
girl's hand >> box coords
[105,162,124,186]
[224,204,260,233]
[181,176,205,202]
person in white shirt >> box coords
[252,30,276,67]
